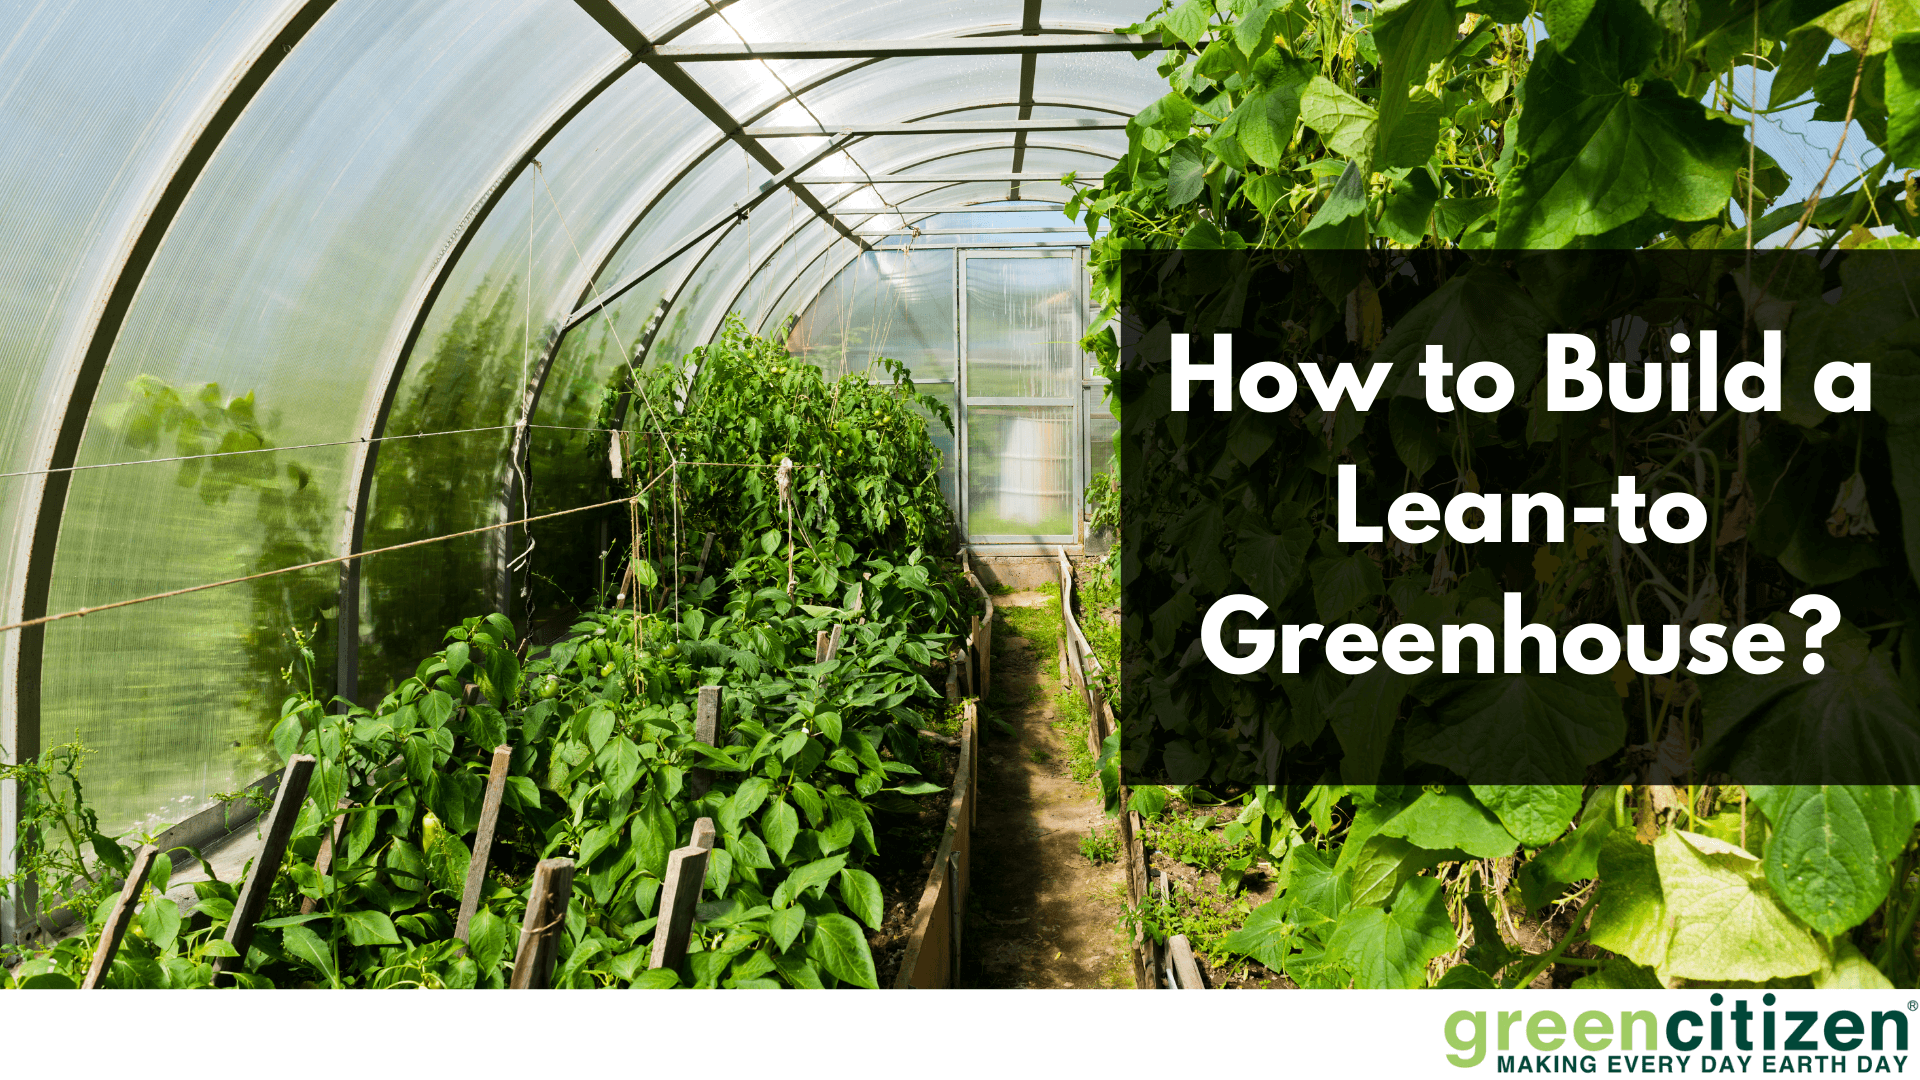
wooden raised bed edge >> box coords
[893,701,978,988]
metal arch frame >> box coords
[700,140,1122,347]
[331,3,742,703]
[761,207,1088,353]
[1,0,342,948]
[487,64,1141,609]
[1010,0,1045,201]
[747,194,1073,337]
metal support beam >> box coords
[1011,0,1044,200]
[572,1,867,256]
[560,134,855,333]
[747,117,1126,137]
[852,226,1089,236]
[799,172,1071,184]
[834,202,1065,213]
[3,0,340,950]
[650,33,1161,61]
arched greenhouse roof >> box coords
[0,0,1158,871]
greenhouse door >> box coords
[959,251,1083,544]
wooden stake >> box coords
[300,798,354,917]
[650,816,716,972]
[212,754,315,986]
[688,685,722,798]
[509,857,575,989]
[1169,934,1207,989]
[80,844,157,989]
[454,744,514,947]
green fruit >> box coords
[538,675,559,699]
[422,811,446,854]
[661,641,682,660]
[600,661,617,678]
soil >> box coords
[961,591,1131,988]
[869,737,958,988]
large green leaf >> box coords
[1811,0,1920,55]
[1296,161,1371,248]
[1309,549,1384,622]
[342,909,401,947]
[1696,615,1920,785]
[1325,875,1458,988]
[838,868,885,930]
[1404,669,1626,784]
[805,913,879,988]
[1300,77,1378,163]
[1225,895,1298,971]
[1748,785,1913,935]
[280,924,337,983]
[1494,40,1744,246]
[1471,785,1582,846]
[1208,66,1311,170]
[1371,0,1456,164]
[1654,830,1825,983]
[1586,830,1669,969]
[1890,33,1920,166]
[1372,265,1554,398]
[1377,787,1518,858]
[1328,668,1411,783]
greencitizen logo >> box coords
[1445,995,1912,1073]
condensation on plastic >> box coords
[39,0,618,834]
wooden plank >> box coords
[688,684,722,798]
[80,844,157,989]
[1168,934,1208,989]
[300,797,356,917]
[894,715,975,988]
[968,615,982,699]
[509,857,575,989]
[212,754,316,985]
[696,531,715,576]
[454,744,514,946]
[814,623,843,664]
[690,815,717,852]
[649,840,712,972]
[947,849,963,986]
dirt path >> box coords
[963,591,1130,988]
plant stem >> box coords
[1506,888,1599,988]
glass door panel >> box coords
[961,253,1080,542]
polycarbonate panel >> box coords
[662,0,1024,46]
[1033,50,1167,116]
[0,0,293,792]
[965,256,1080,399]
[589,144,775,299]
[1086,385,1117,479]
[790,250,958,382]
[966,406,1075,539]
[522,265,686,622]
[41,0,618,834]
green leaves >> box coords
[1405,669,1626,784]
[1370,0,1456,165]
[1749,785,1916,936]
[1495,38,1745,246]
[838,868,885,930]
[1890,33,1920,167]
[1300,77,1378,164]
[1207,58,1312,170]
[1654,830,1826,983]
[1472,785,1581,846]
[1325,875,1458,987]
[1377,787,1518,858]
[805,913,879,988]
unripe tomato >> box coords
[538,675,560,699]
[600,661,617,678]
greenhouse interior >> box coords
[4,0,1918,995]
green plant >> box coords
[1080,826,1119,865]
[1073,0,1920,991]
